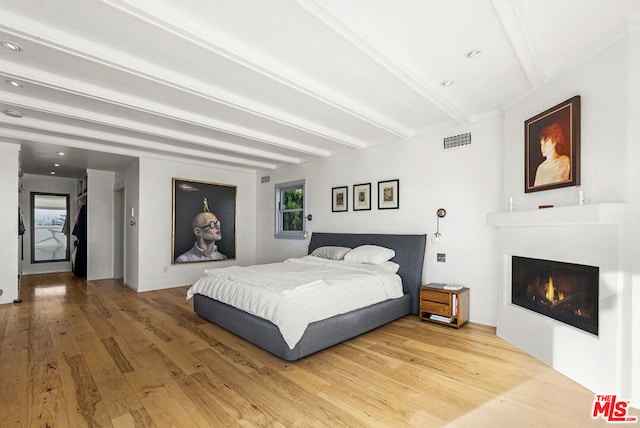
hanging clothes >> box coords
[18,207,25,235]
[72,204,87,277]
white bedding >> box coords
[186,256,403,349]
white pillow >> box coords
[378,261,400,273]
[310,246,352,260]
[344,245,396,265]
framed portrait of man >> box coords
[525,96,580,193]
[172,178,236,264]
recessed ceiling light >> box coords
[50,171,56,175]
[1,41,23,52]
[4,109,23,118]
[466,50,482,59]
[57,152,65,156]
[5,79,24,88]
[54,163,60,167]
[440,80,455,88]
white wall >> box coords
[504,37,630,210]
[86,169,116,280]
[135,157,257,292]
[256,117,503,326]
[500,32,638,405]
[113,187,124,279]
[118,160,140,289]
[0,142,19,304]
[627,30,640,409]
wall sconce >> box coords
[432,208,447,243]
[303,213,313,238]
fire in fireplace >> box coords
[512,256,599,335]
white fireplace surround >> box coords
[488,203,632,398]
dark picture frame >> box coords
[172,178,236,264]
[353,183,371,211]
[332,186,348,212]
[525,96,580,193]
[378,179,399,209]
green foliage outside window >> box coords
[282,188,303,231]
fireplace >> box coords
[512,256,599,335]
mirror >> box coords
[30,192,70,263]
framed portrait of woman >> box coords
[524,96,580,193]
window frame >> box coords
[275,179,306,239]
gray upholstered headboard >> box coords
[308,232,427,314]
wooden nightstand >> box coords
[419,284,469,328]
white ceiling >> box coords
[1,0,638,178]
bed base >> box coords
[194,293,411,361]
[192,232,426,361]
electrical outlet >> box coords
[437,253,446,262]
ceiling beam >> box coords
[490,0,545,89]
[101,0,410,139]
[0,53,334,158]
[0,89,306,164]
[0,126,275,171]
[0,8,380,149]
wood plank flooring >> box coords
[0,273,635,427]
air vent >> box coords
[260,175,271,183]
[443,132,471,149]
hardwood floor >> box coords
[0,273,634,427]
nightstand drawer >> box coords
[421,301,450,316]
[421,290,450,304]
[419,285,469,328]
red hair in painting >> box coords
[539,123,567,155]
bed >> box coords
[190,232,426,361]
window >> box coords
[275,179,306,239]
[30,192,71,263]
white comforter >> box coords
[186,256,403,349]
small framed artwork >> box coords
[525,95,580,193]
[332,186,348,212]
[353,183,371,211]
[378,179,399,209]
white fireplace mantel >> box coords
[487,202,628,228]
[492,201,630,397]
